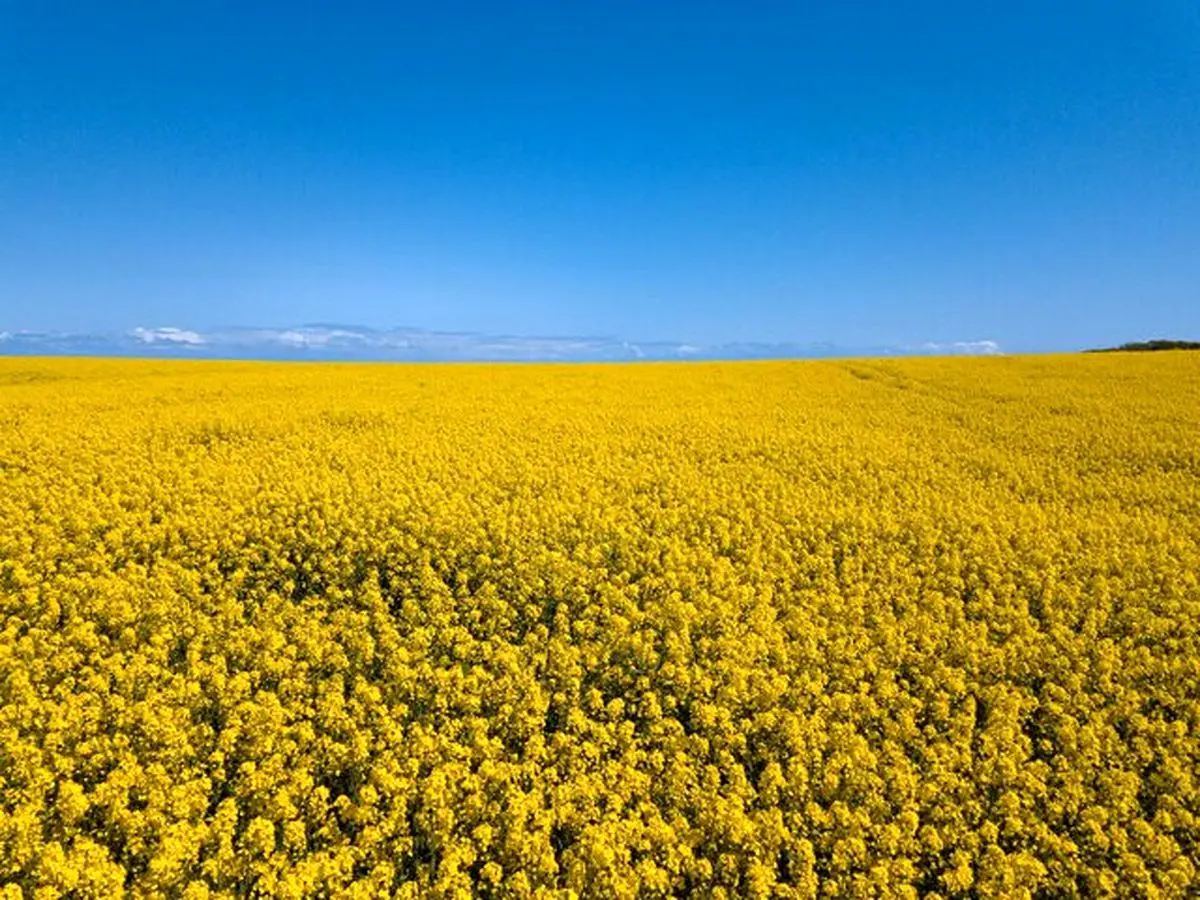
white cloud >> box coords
[914,340,1001,356]
[274,329,316,347]
[622,342,645,359]
[262,327,376,348]
[132,327,205,345]
[8,324,1005,361]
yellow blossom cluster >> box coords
[1,353,1198,898]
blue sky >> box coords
[1,1,1197,352]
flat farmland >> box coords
[1,354,1198,898]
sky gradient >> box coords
[2,1,1198,352]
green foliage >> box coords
[1089,339,1200,352]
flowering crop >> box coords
[1,354,1198,898]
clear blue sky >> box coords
[2,1,1197,351]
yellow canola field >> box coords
[1,354,1199,899]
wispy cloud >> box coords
[132,326,206,345]
[909,340,1002,356]
[0,324,1002,361]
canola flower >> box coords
[0,353,1198,898]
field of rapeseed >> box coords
[1,353,1198,898]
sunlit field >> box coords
[1,354,1198,898]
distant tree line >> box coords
[1088,339,1200,353]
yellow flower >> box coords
[1,353,1197,896]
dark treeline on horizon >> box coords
[1089,340,1200,353]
